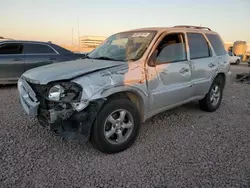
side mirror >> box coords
[147,50,158,67]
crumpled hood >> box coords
[22,58,125,84]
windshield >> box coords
[87,31,157,62]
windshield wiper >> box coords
[92,56,121,61]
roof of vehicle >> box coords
[123,25,218,35]
[0,40,53,44]
[0,39,13,42]
[0,40,73,54]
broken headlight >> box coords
[47,82,82,102]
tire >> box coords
[235,59,240,65]
[199,76,224,112]
[91,98,141,154]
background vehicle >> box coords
[228,51,241,65]
[18,25,231,153]
[0,40,85,84]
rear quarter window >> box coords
[205,34,226,56]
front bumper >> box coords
[37,100,104,141]
[18,78,40,118]
[18,78,104,141]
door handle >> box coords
[13,58,22,61]
[179,67,189,74]
[49,57,56,60]
[208,63,216,68]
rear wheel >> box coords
[236,59,240,65]
[199,76,224,112]
[91,98,141,154]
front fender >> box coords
[72,69,148,113]
[89,84,148,111]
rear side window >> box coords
[206,34,226,56]
[0,43,23,54]
[24,44,56,54]
[187,33,210,59]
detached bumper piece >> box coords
[38,100,104,142]
[236,72,250,84]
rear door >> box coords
[187,33,217,97]
[23,43,59,71]
[0,43,25,82]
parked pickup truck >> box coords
[228,51,241,65]
[18,25,232,153]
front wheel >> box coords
[236,59,240,65]
[91,98,141,154]
[199,76,224,112]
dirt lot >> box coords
[0,65,250,188]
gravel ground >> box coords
[0,65,250,188]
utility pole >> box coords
[72,28,74,46]
[77,14,80,48]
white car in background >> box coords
[228,51,241,65]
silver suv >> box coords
[18,25,232,153]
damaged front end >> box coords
[19,78,104,142]
[38,100,104,141]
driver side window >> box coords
[156,33,187,64]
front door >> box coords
[0,43,25,83]
[147,32,192,111]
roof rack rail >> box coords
[174,25,212,31]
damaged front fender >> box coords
[71,62,148,113]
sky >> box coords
[1,0,250,45]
